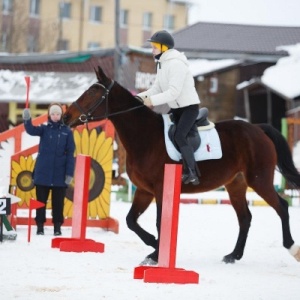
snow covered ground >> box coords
[1,200,300,300]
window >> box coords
[163,14,175,30]
[143,12,152,30]
[209,77,218,94]
[30,0,40,16]
[2,0,13,13]
[27,35,38,52]
[90,6,102,22]
[0,32,9,51]
[120,9,128,27]
[57,39,69,51]
[88,42,101,50]
[59,2,71,19]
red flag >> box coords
[28,198,45,243]
[25,76,31,109]
[29,199,45,209]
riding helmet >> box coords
[147,30,175,49]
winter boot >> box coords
[36,223,44,235]
[54,223,62,236]
[180,145,200,185]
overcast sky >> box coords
[188,0,300,26]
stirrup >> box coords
[182,172,199,185]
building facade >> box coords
[0,0,190,53]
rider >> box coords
[138,30,201,185]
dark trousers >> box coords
[171,104,199,148]
[35,185,66,225]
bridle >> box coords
[68,80,144,127]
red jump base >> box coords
[134,266,199,284]
[51,237,105,253]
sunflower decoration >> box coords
[10,155,36,207]
[64,127,113,219]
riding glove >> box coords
[65,175,73,185]
[22,109,31,121]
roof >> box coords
[237,43,300,100]
[0,70,95,104]
[188,58,241,77]
[0,48,114,64]
[173,22,300,61]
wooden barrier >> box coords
[134,164,199,284]
[51,155,104,253]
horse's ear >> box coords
[95,66,110,85]
[94,67,99,81]
[97,66,107,80]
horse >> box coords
[64,66,300,265]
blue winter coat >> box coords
[24,118,75,187]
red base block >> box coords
[134,266,199,284]
[51,237,104,253]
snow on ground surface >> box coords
[1,200,300,300]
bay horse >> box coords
[64,66,300,265]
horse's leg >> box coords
[126,188,158,250]
[223,173,252,263]
[250,178,300,261]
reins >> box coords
[70,80,144,127]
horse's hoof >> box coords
[289,244,300,262]
[222,255,236,264]
[139,257,158,266]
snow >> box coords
[1,200,300,299]
[189,0,300,26]
[188,58,240,77]
[0,70,95,104]
[261,43,300,99]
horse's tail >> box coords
[258,124,300,189]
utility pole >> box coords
[78,0,85,52]
[57,0,64,51]
[114,0,120,82]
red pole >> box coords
[134,164,199,284]
[24,76,30,108]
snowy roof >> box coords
[0,58,241,104]
[0,70,96,104]
[237,44,300,100]
[261,44,300,99]
[188,58,241,77]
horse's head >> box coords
[63,66,114,127]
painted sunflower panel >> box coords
[10,126,113,220]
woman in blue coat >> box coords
[23,103,75,236]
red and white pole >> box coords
[24,76,31,108]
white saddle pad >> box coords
[162,114,223,162]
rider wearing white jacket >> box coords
[139,49,200,108]
[138,30,201,185]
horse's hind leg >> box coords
[223,173,252,263]
[126,188,158,250]
[251,182,300,261]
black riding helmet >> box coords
[147,30,175,49]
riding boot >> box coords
[36,223,44,235]
[180,145,200,185]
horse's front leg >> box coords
[126,188,158,256]
[223,180,252,263]
[141,199,163,265]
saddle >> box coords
[168,107,211,152]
